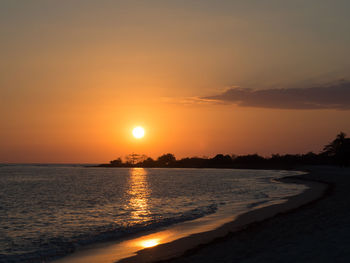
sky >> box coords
[1,0,350,163]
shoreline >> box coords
[117,171,329,263]
[165,166,350,263]
[53,168,329,263]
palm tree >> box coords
[323,132,347,156]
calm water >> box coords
[0,165,306,262]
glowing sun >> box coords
[132,126,145,139]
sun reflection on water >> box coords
[140,238,160,248]
[126,168,151,223]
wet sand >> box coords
[163,166,350,263]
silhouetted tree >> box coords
[323,132,347,156]
[176,157,208,168]
[157,153,176,166]
[125,153,142,165]
[140,157,156,167]
[210,154,233,167]
[233,154,265,168]
[99,133,350,168]
[322,132,350,166]
[110,158,122,166]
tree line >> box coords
[99,132,350,168]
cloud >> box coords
[202,81,350,110]
[161,96,227,106]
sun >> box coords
[132,126,145,139]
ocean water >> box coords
[0,165,306,262]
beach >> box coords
[163,166,350,263]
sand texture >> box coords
[163,166,350,263]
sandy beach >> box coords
[162,166,350,263]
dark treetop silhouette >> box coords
[99,133,350,169]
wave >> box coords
[0,204,217,263]
[246,200,269,209]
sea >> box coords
[0,164,307,263]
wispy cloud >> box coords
[161,96,228,106]
[201,81,350,110]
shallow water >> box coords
[0,165,306,262]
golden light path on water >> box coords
[53,168,245,263]
[126,167,151,223]
[126,168,160,248]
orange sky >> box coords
[1,1,350,163]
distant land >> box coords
[98,132,350,169]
